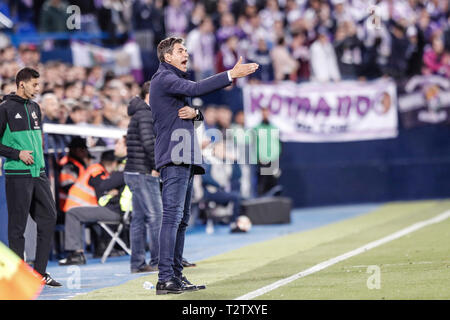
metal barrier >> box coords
[8,31,109,47]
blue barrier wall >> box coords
[0,158,8,244]
[279,125,450,208]
[0,126,449,214]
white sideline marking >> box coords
[235,210,450,300]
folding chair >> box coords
[97,209,132,263]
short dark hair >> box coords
[71,105,83,113]
[15,67,40,88]
[64,81,76,90]
[140,81,151,100]
[157,37,184,63]
[68,136,88,149]
[100,150,117,163]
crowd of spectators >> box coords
[0,0,447,167]
[180,0,449,82]
[1,0,448,85]
[0,42,141,149]
[0,0,448,149]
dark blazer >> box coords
[124,96,156,174]
[150,62,231,174]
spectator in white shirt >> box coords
[186,17,216,80]
[310,28,341,82]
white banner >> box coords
[243,79,398,142]
[71,41,143,77]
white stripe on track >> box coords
[235,210,450,300]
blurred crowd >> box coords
[0,42,141,150]
[1,1,449,84]
[183,0,450,82]
[0,0,448,145]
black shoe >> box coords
[182,258,196,267]
[58,252,86,266]
[93,243,107,258]
[42,273,62,287]
[230,223,247,233]
[156,277,184,295]
[180,275,206,291]
[109,249,126,257]
[131,264,158,274]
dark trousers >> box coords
[6,174,57,276]
[158,164,194,282]
[257,163,278,196]
[124,172,163,271]
[64,206,121,251]
[204,190,243,223]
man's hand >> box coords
[19,150,34,165]
[151,170,160,177]
[107,189,119,197]
[229,56,259,79]
[178,106,197,120]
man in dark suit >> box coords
[150,37,258,295]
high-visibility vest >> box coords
[58,156,86,212]
[98,185,133,213]
[120,185,132,212]
[63,163,109,212]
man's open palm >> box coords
[230,56,259,79]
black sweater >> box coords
[124,96,156,174]
[89,170,125,214]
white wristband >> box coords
[227,71,233,82]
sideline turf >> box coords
[73,200,450,300]
[258,217,450,299]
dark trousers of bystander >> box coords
[6,173,57,276]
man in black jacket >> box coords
[124,81,163,273]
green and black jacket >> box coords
[0,94,45,177]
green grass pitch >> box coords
[73,200,450,300]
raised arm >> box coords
[163,56,259,97]
[162,70,231,97]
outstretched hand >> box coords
[229,56,259,79]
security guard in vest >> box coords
[62,150,114,213]
[58,137,92,220]
[59,149,129,265]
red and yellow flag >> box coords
[0,241,44,300]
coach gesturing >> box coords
[150,37,258,295]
